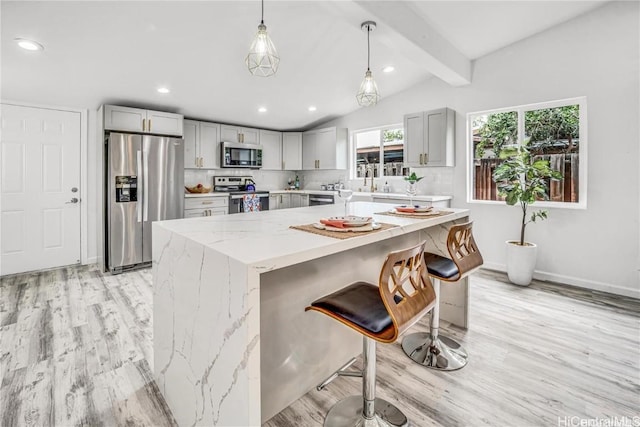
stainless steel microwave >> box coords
[221,141,263,168]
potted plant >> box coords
[493,137,562,286]
[404,172,423,205]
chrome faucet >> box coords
[363,164,375,192]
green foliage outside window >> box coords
[383,129,404,142]
[474,105,579,159]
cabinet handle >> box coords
[419,153,423,165]
[199,157,203,167]
[202,201,213,205]
[424,153,428,163]
[279,195,282,203]
[239,133,244,143]
[142,119,146,132]
[148,119,151,132]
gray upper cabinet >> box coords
[184,120,220,169]
[282,132,302,170]
[260,129,282,170]
[302,127,347,170]
[403,108,455,167]
[103,105,183,136]
[220,125,260,144]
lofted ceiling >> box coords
[1,1,608,131]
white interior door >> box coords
[1,104,81,275]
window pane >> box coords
[355,130,380,178]
[525,105,580,203]
[382,128,406,177]
[472,111,517,201]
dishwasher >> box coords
[308,194,335,206]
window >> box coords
[353,126,408,178]
[468,97,587,208]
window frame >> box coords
[466,96,588,209]
[350,123,406,180]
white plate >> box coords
[313,222,380,232]
[395,205,433,213]
[327,216,372,227]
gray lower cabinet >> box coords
[269,193,291,210]
[184,196,228,217]
[290,193,309,208]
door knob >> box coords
[71,187,78,193]
[66,198,79,204]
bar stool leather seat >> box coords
[424,254,459,279]
[311,282,405,335]
[307,241,436,427]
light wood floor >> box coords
[1,265,638,426]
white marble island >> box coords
[153,202,471,426]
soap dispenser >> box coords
[383,181,390,193]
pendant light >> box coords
[356,21,380,107]
[245,0,280,77]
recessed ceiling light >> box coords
[258,107,267,113]
[157,87,170,94]
[382,66,395,73]
[15,38,44,51]
[308,106,317,112]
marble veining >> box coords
[153,202,471,426]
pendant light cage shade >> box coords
[246,23,280,77]
[356,21,380,107]
[357,70,380,106]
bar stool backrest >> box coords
[446,221,483,281]
[378,241,437,342]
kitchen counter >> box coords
[268,189,337,196]
[268,189,453,202]
[355,191,452,202]
[184,192,229,198]
[153,202,471,426]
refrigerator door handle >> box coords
[136,150,143,223]
[143,149,149,222]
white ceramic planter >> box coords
[505,240,538,286]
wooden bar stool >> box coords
[306,241,437,427]
[401,221,483,371]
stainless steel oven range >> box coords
[213,176,269,214]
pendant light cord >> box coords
[367,25,371,72]
[261,0,264,24]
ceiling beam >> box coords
[350,1,472,86]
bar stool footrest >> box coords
[401,332,468,371]
[324,395,408,427]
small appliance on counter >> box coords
[213,176,269,214]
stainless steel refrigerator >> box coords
[106,132,184,272]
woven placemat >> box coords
[290,222,397,240]
[375,210,454,219]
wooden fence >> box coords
[474,153,579,203]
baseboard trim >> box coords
[83,257,97,265]
[481,262,640,300]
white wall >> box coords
[317,1,640,297]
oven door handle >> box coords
[309,197,334,203]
